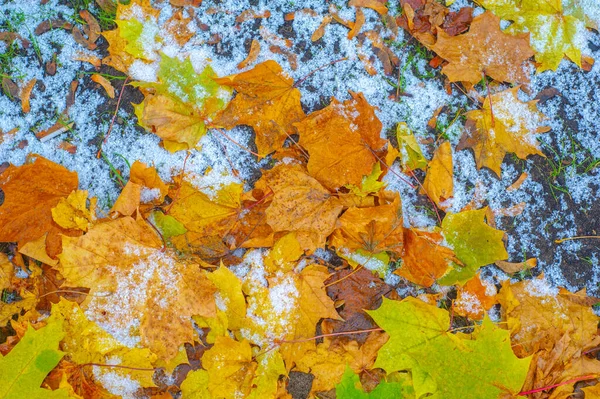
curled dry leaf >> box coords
[90,73,115,98]
[20,79,36,113]
[348,0,388,15]
[312,15,332,42]
[422,141,453,210]
[237,39,260,69]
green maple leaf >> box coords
[134,55,231,152]
[0,317,69,399]
[368,297,530,399]
[345,163,387,197]
[478,0,592,71]
[439,207,508,285]
[336,366,415,398]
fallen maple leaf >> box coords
[294,91,387,191]
[0,156,78,248]
[330,192,403,258]
[212,60,305,157]
[368,297,531,399]
[452,272,497,319]
[58,216,217,360]
[0,316,70,399]
[396,228,459,287]
[135,56,229,152]
[102,0,161,73]
[440,207,508,284]
[47,299,157,393]
[479,0,594,71]
[459,86,549,176]
[257,163,343,252]
[498,277,600,397]
[431,11,534,84]
[422,141,453,210]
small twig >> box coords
[82,363,156,372]
[518,375,597,396]
[294,57,348,88]
[555,235,600,244]
[145,216,167,252]
[366,146,416,189]
[97,76,129,158]
[212,128,261,158]
[324,264,365,288]
[276,327,383,344]
[38,289,109,299]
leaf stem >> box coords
[518,375,597,396]
[555,235,600,244]
[97,76,129,159]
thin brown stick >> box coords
[212,128,261,157]
[82,363,156,372]
[294,57,348,88]
[277,327,383,344]
[97,76,130,158]
[555,235,600,244]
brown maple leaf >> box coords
[431,11,534,85]
[255,163,344,253]
[212,60,305,157]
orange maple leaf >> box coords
[212,60,305,157]
[432,11,534,85]
[0,156,78,248]
[294,91,387,191]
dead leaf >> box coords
[295,91,386,190]
[90,74,115,98]
[422,141,453,209]
[0,156,78,248]
[238,39,260,69]
[213,60,305,157]
[431,11,534,84]
[257,163,344,253]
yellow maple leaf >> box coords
[422,141,453,210]
[460,86,549,176]
[202,336,257,399]
[58,216,217,360]
[52,190,95,231]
